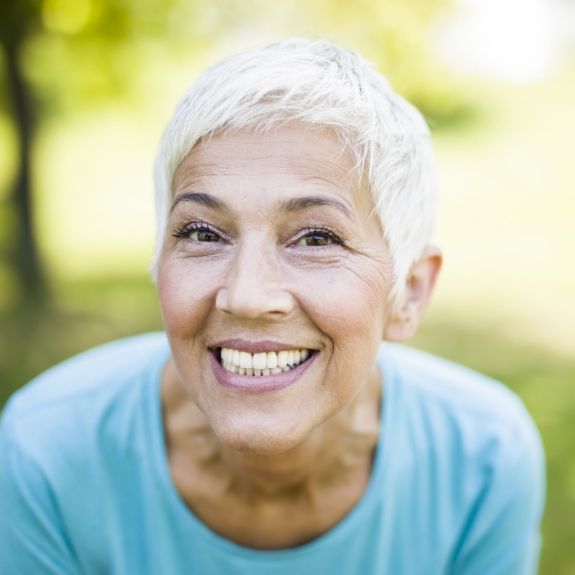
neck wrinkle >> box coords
[163,356,382,504]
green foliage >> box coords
[1,0,242,117]
[0,0,471,123]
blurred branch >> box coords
[0,0,47,303]
[3,40,46,300]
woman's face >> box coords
[158,125,397,454]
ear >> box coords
[384,246,442,342]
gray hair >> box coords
[152,38,438,303]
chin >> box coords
[212,413,311,456]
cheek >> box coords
[297,261,390,340]
[157,259,218,336]
[313,264,389,382]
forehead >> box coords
[177,125,351,174]
[172,125,372,211]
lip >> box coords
[209,350,318,393]
[210,339,315,354]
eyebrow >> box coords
[170,191,355,221]
[279,196,355,220]
[170,192,225,213]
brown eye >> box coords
[192,228,221,242]
[295,228,342,247]
[301,233,332,246]
[172,221,225,243]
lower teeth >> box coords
[222,362,300,375]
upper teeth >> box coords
[220,347,310,375]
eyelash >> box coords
[172,220,224,242]
[293,227,344,247]
[171,221,344,248]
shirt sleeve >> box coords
[0,408,80,575]
[450,415,546,575]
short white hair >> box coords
[152,38,438,303]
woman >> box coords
[0,39,544,574]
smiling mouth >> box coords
[213,347,316,377]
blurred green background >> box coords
[1,0,574,572]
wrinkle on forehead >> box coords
[173,126,356,191]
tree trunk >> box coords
[3,39,47,303]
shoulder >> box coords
[0,334,170,573]
[379,345,545,569]
[0,332,169,468]
[379,343,544,503]
[380,343,540,453]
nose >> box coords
[215,239,295,319]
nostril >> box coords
[215,288,230,313]
[215,283,295,318]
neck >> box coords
[162,360,382,501]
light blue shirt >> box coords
[0,333,544,574]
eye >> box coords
[191,228,221,242]
[172,221,224,243]
[293,227,343,247]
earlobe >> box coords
[384,246,442,342]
